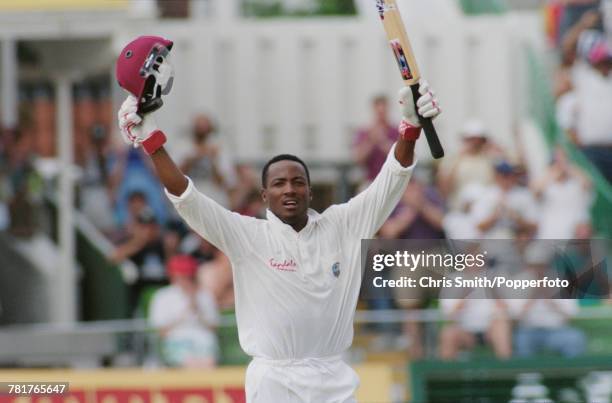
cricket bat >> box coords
[376,0,444,159]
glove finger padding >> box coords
[418,80,430,95]
[418,101,441,118]
[118,95,144,146]
[416,80,441,120]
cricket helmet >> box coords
[116,35,174,114]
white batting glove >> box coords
[398,80,442,127]
[117,95,167,155]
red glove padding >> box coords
[142,130,167,155]
[398,119,421,141]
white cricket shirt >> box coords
[166,144,414,360]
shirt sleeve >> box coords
[326,143,415,239]
[165,177,259,259]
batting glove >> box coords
[117,95,167,155]
[398,80,441,140]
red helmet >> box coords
[115,35,173,105]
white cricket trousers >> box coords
[245,355,359,402]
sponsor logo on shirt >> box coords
[269,258,297,272]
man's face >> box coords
[262,160,311,224]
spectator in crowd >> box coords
[352,94,398,182]
[162,220,188,260]
[555,9,601,97]
[572,34,612,183]
[110,191,167,313]
[439,297,512,360]
[472,161,539,239]
[180,114,237,207]
[514,299,585,357]
[197,240,235,310]
[112,147,169,228]
[232,163,266,217]
[149,255,220,368]
[175,231,235,309]
[532,147,592,238]
[437,119,501,209]
[78,124,118,235]
[558,0,603,44]
[379,166,445,240]
[512,246,586,357]
[6,128,40,238]
[230,163,260,210]
[556,10,612,183]
[442,182,484,239]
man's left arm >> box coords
[330,81,441,239]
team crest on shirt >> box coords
[332,262,340,278]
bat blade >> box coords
[376,0,444,159]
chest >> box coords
[241,223,347,291]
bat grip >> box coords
[410,84,444,159]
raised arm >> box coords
[117,95,259,259]
[331,81,441,239]
[117,95,187,196]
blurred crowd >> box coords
[366,0,610,362]
[0,0,610,368]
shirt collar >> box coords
[266,208,321,234]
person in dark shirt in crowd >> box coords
[353,95,399,182]
[110,191,167,314]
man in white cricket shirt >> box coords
[117,82,440,401]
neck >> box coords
[284,215,308,232]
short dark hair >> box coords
[261,154,310,188]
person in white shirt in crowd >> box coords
[472,160,539,239]
[439,296,512,360]
[442,182,484,240]
[149,254,220,368]
[116,52,441,400]
[437,119,503,209]
[179,114,238,207]
[510,246,586,358]
[558,29,612,183]
[531,147,593,239]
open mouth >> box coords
[282,199,298,208]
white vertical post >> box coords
[55,75,77,323]
[1,38,18,128]
[216,0,239,20]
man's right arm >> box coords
[149,147,188,196]
[117,95,258,258]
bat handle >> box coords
[410,84,444,159]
